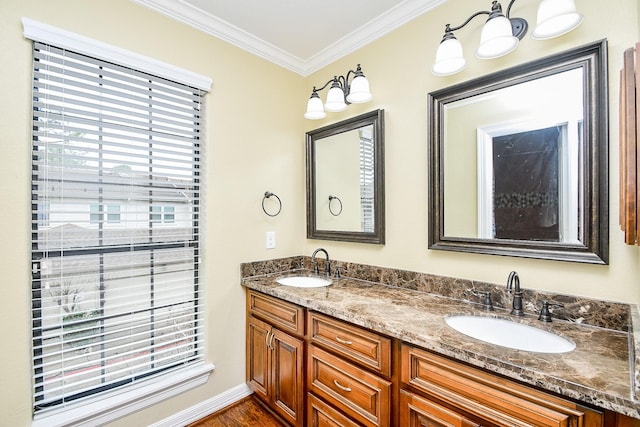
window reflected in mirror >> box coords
[307,110,385,244]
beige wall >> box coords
[304,0,640,304]
[0,1,305,425]
[0,0,639,426]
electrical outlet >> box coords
[266,231,276,249]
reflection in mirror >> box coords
[428,40,608,263]
[315,125,374,232]
[445,68,583,242]
[307,110,384,244]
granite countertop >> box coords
[242,270,639,419]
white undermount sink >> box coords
[276,276,333,288]
[445,315,575,354]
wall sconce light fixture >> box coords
[304,64,372,120]
[432,0,583,76]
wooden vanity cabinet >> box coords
[401,344,604,427]
[307,312,393,427]
[246,291,305,426]
[246,290,640,427]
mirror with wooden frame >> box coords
[428,40,608,263]
[306,109,385,244]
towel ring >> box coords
[328,195,342,216]
[262,191,282,217]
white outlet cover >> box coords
[266,231,276,249]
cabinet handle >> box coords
[333,379,352,392]
[335,336,353,345]
[268,330,275,350]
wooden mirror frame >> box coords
[306,109,385,244]
[428,40,609,264]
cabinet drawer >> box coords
[247,290,305,336]
[308,393,361,427]
[308,311,391,377]
[400,390,480,427]
[401,344,601,427]
[308,345,391,427]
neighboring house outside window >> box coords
[106,204,121,223]
[37,202,50,227]
[151,205,176,224]
[26,19,212,424]
[90,204,121,224]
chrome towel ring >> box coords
[262,191,282,217]
[328,195,342,216]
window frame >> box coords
[24,18,213,426]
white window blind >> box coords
[30,41,205,412]
[359,128,375,233]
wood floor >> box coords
[187,395,286,427]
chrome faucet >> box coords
[311,248,331,276]
[506,271,525,316]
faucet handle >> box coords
[471,290,494,311]
[334,266,341,278]
[479,291,495,311]
[538,301,564,322]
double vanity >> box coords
[242,255,639,426]
[246,38,631,427]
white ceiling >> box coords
[133,0,445,76]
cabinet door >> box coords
[247,316,270,401]
[271,328,305,427]
[400,390,480,427]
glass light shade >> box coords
[476,15,519,59]
[346,76,372,103]
[432,37,466,76]
[304,95,326,120]
[532,0,583,39]
[324,86,347,112]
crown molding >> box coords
[303,0,445,75]
[132,0,445,76]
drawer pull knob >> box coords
[335,336,353,345]
[333,379,352,392]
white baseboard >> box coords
[150,383,253,427]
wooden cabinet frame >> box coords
[620,42,640,244]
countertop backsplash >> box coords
[241,256,632,332]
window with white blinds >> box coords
[359,127,375,233]
[30,41,205,412]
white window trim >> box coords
[32,363,214,427]
[22,17,212,92]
